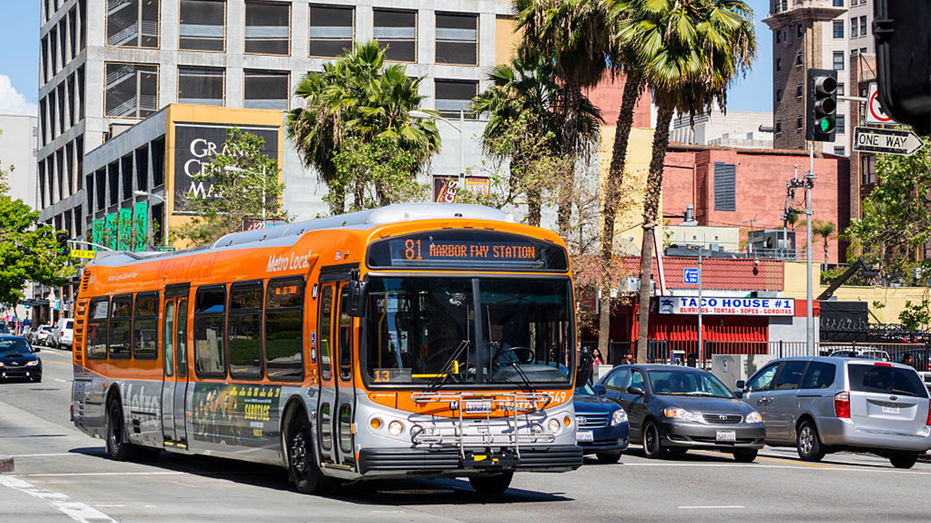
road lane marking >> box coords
[0,475,117,523]
[690,449,848,469]
[28,471,185,477]
[678,505,744,509]
[55,378,71,383]
[47,360,72,367]
[10,453,73,458]
[618,463,930,474]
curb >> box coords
[0,456,13,473]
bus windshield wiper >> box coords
[427,339,470,392]
[506,360,535,393]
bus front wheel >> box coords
[287,410,330,495]
[107,399,139,461]
[468,472,513,494]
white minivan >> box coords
[52,318,74,350]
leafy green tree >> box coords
[287,41,440,214]
[176,128,286,246]
[471,54,601,226]
[515,0,613,236]
[846,136,931,283]
[331,136,429,208]
[899,300,930,331]
[620,0,756,361]
[0,132,75,306]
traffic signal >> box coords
[56,231,70,256]
[806,68,838,142]
[874,0,930,135]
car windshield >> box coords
[364,276,574,387]
[575,381,596,396]
[648,370,733,398]
[0,338,31,354]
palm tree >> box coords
[515,0,614,236]
[471,53,601,226]
[809,219,837,266]
[287,42,440,213]
[619,0,756,362]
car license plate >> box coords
[716,430,737,442]
[882,404,900,414]
[464,400,493,414]
[576,431,594,442]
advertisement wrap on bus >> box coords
[71,204,583,495]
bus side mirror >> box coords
[347,280,367,317]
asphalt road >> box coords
[1,346,928,522]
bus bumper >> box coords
[357,445,583,475]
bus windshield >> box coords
[364,277,573,388]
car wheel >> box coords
[595,452,621,464]
[106,399,140,461]
[796,420,825,462]
[287,409,330,495]
[642,420,665,458]
[469,472,514,494]
[888,452,919,469]
[733,449,758,463]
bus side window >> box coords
[194,285,227,379]
[133,292,159,359]
[229,281,263,380]
[318,285,333,381]
[109,295,133,359]
[86,297,110,360]
[265,277,304,381]
[177,299,188,377]
[338,285,352,381]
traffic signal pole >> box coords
[806,144,815,357]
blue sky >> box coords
[0,0,772,115]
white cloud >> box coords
[0,74,38,116]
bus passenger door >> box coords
[316,283,338,464]
[333,283,357,468]
[173,298,190,446]
[161,298,179,445]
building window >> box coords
[107,0,159,48]
[860,16,867,36]
[833,51,844,70]
[245,1,290,55]
[851,16,858,38]
[797,23,803,38]
[776,29,782,44]
[435,13,477,66]
[833,0,844,6]
[179,0,225,52]
[105,63,158,118]
[178,66,224,106]
[834,146,846,156]
[836,114,846,134]
[861,154,876,184]
[833,20,843,38]
[776,58,781,72]
[374,9,416,62]
[776,89,783,102]
[435,79,478,119]
[796,116,803,129]
[308,5,353,58]
[796,84,803,98]
[837,82,845,96]
[776,121,782,133]
[244,70,289,110]
[713,162,736,212]
[795,52,803,66]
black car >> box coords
[0,335,42,382]
[596,364,764,462]
[573,381,629,464]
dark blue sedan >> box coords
[0,335,42,382]
[573,381,629,464]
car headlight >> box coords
[663,407,702,422]
[547,418,561,434]
[745,411,763,424]
[611,408,628,426]
[26,360,40,367]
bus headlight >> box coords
[530,423,544,434]
[547,418,561,434]
[388,420,404,436]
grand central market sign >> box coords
[659,297,795,316]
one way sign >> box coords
[853,127,924,156]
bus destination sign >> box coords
[367,231,568,271]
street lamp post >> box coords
[133,190,167,247]
[408,109,464,194]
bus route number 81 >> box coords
[405,239,423,260]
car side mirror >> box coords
[733,389,743,399]
[627,385,644,396]
[735,380,746,390]
[593,384,607,395]
[32,346,40,353]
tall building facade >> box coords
[36,0,519,320]
[0,114,39,209]
[765,0,877,156]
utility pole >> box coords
[788,151,817,357]
[697,247,703,369]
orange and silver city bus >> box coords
[71,204,582,493]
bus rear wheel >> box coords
[468,472,513,494]
[287,410,330,495]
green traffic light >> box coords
[818,117,835,132]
